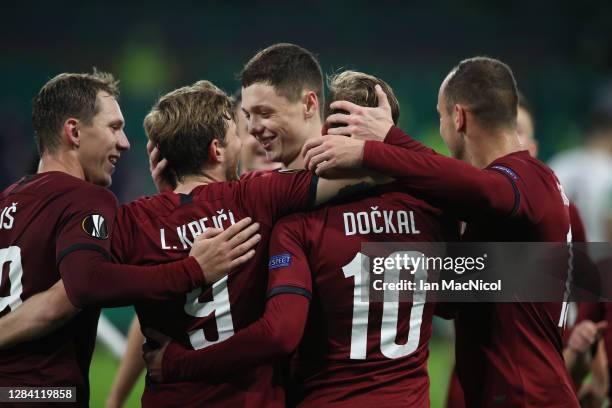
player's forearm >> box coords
[0,280,79,348]
[163,294,309,382]
[107,317,145,407]
[383,126,437,154]
[60,250,204,308]
[362,141,516,220]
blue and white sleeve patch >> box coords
[269,252,292,270]
[490,165,519,181]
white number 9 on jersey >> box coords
[0,246,23,313]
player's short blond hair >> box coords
[143,80,234,181]
[326,70,400,125]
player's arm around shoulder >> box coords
[0,280,79,349]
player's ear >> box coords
[208,139,223,164]
[64,118,80,148]
[303,91,318,119]
[454,104,467,133]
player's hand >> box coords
[302,136,365,177]
[147,140,174,192]
[568,320,608,354]
[325,84,394,141]
[189,217,261,284]
[142,328,171,383]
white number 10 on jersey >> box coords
[342,251,428,360]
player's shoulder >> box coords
[489,150,557,183]
[5,171,117,205]
[274,211,310,231]
[119,190,178,220]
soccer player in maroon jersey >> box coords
[0,71,261,407]
[111,79,386,407]
[142,71,459,407]
[302,57,580,407]
[444,92,591,408]
[108,42,330,407]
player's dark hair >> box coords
[326,70,400,126]
[32,69,119,155]
[240,43,324,110]
[143,80,234,182]
[444,57,518,130]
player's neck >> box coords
[466,128,523,169]
[174,172,225,194]
[284,154,305,170]
[283,123,322,170]
[38,151,85,180]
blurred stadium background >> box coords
[2,1,612,406]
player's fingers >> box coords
[152,158,168,177]
[595,321,608,332]
[326,126,352,136]
[229,234,262,259]
[198,227,223,240]
[325,113,353,127]
[315,159,335,177]
[229,249,256,269]
[146,140,154,155]
[228,222,260,248]
[217,217,253,240]
[149,147,160,166]
[375,84,391,110]
[309,152,332,172]
[301,136,326,159]
[303,144,329,170]
[329,100,361,114]
[321,123,329,136]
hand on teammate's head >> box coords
[147,140,175,192]
[325,85,394,141]
[302,135,365,177]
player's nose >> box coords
[248,117,263,138]
[117,130,130,151]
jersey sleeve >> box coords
[266,214,313,298]
[362,140,518,222]
[55,184,118,264]
[384,126,437,155]
[161,293,309,382]
[240,170,318,224]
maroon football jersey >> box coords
[363,129,579,407]
[0,171,118,407]
[112,170,314,407]
[267,187,459,407]
[454,152,577,407]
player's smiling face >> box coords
[241,83,309,166]
[78,91,130,187]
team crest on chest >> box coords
[82,214,109,240]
